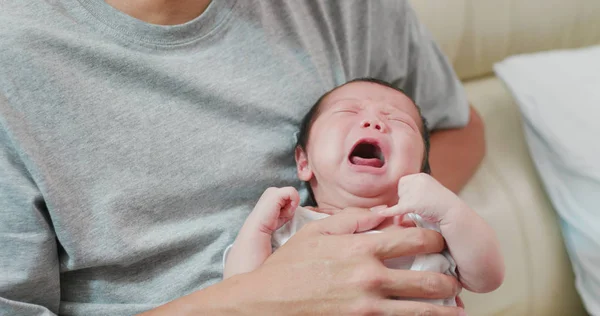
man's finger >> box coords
[304,211,387,235]
[382,269,461,300]
[378,300,466,316]
[456,295,465,308]
[357,227,446,259]
[373,203,409,217]
[304,206,340,215]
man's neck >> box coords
[105,0,212,25]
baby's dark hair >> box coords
[296,77,431,174]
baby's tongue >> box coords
[350,156,384,168]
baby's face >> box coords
[296,81,425,204]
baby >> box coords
[223,78,504,305]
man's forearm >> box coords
[138,275,245,316]
[429,106,485,193]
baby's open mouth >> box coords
[349,141,385,168]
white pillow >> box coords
[494,45,600,315]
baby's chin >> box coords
[337,182,399,208]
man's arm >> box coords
[389,3,484,192]
[429,106,485,193]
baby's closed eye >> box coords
[334,109,358,114]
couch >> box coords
[409,0,600,315]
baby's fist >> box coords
[378,173,462,223]
[249,187,300,234]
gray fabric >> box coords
[0,0,469,315]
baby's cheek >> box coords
[312,150,340,176]
[315,138,346,167]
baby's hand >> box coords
[376,173,463,226]
[247,187,300,235]
[376,174,505,293]
[224,187,300,279]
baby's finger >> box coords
[276,186,299,202]
[277,187,300,213]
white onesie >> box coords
[224,206,457,306]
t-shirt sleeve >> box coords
[221,244,233,272]
[0,96,60,315]
[391,2,470,130]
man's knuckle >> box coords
[348,240,371,256]
[361,269,386,291]
[407,229,428,252]
[348,261,384,291]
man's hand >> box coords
[141,210,465,316]
[233,210,465,315]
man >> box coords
[0,0,483,315]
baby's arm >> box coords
[223,187,299,279]
[435,197,504,292]
[378,174,504,293]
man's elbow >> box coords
[467,105,486,166]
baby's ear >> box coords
[295,146,313,181]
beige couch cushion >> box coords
[407,2,596,313]
[410,0,600,80]
[459,77,586,315]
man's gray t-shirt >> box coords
[0,0,469,315]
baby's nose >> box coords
[360,119,387,133]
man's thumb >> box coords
[309,211,386,235]
[371,204,408,217]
